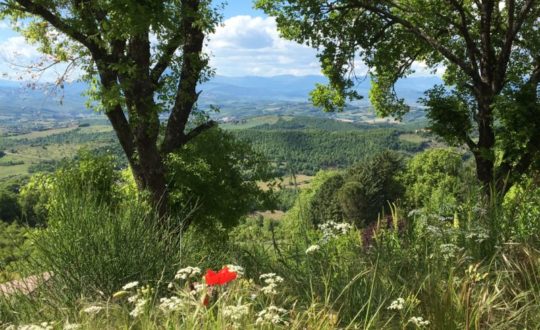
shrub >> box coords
[30,188,184,300]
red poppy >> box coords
[205,266,237,286]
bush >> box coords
[30,188,183,299]
[0,190,21,223]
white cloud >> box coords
[206,15,323,76]
[0,36,41,61]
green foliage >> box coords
[30,187,183,300]
[339,151,405,226]
[234,118,425,175]
[0,190,21,223]
[0,222,33,282]
[402,148,470,214]
[308,174,345,226]
[166,128,275,228]
[18,152,122,227]
[257,0,540,187]
[422,86,474,146]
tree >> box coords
[166,128,275,229]
[339,151,404,226]
[257,0,540,193]
[1,0,221,217]
[308,174,345,226]
[402,148,470,214]
[0,190,21,223]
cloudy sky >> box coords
[0,0,326,81]
[0,1,439,81]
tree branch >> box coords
[14,0,103,55]
[161,0,206,155]
[150,32,184,86]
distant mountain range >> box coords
[0,75,442,117]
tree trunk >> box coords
[474,99,496,192]
[132,143,169,218]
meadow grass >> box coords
[1,179,540,329]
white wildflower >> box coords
[223,304,250,325]
[82,305,103,315]
[190,282,207,296]
[255,305,288,326]
[175,266,201,280]
[387,297,405,310]
[159,296,185,313]
[226,264,245,278]
[129,298,148,318]
[128,294,139,303]
[440,243,461,261]
[63,323,81,330]
[305,244,321,254]
[7,323,53,330]
[408,316,430,327]
[319,221,353,241]
[260,273,284,295]
[121,281,139,290]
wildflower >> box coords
[7,323,53,330]
[128,294,139,303]
[129,298,148,318]
[122,281,139,290]
[223,304,250,326]
[175,266,201,280]
[408,316,430,327]
[159,296,185,313]
[260,273,284,295]
[305,244,321,254]
[63,323,81,330]
[387,297,405,310]
[440,243,461,261]
[226,264,245,278]
[82,305,103,315]
[190,282,207,296]
[319,221,352,241]
[205,266,237,286]
[256,305,289,326]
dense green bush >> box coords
[0,222,32,282]
[31,188,183,299]
[306,151,404,227]
[0,190,21,223]
[309,174,345,225]
[167,128,275,229]
[401,148,471,215]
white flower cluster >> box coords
[223,304,250,326]
[122,281,139,290]
[408,316,430,327]
[175,266,201,280]
[190,282,207,296]
[129,298,148,318]
[255,305,289,326]
[159,296,185,313]
[62,323,82,330]
[387,297,405,310]
[465,229,490,243]
[6,322,53,330]
[82,305,103,315]
[440,243,461,261]
[305,244,321,254]
[260,273,284,295]
[226,264,245,278]
[319,221,353,241]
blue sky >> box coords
[0,1,436,81]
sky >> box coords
[0,0,325,81]
[0,1,436,81]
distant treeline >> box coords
[232,117,428,175]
